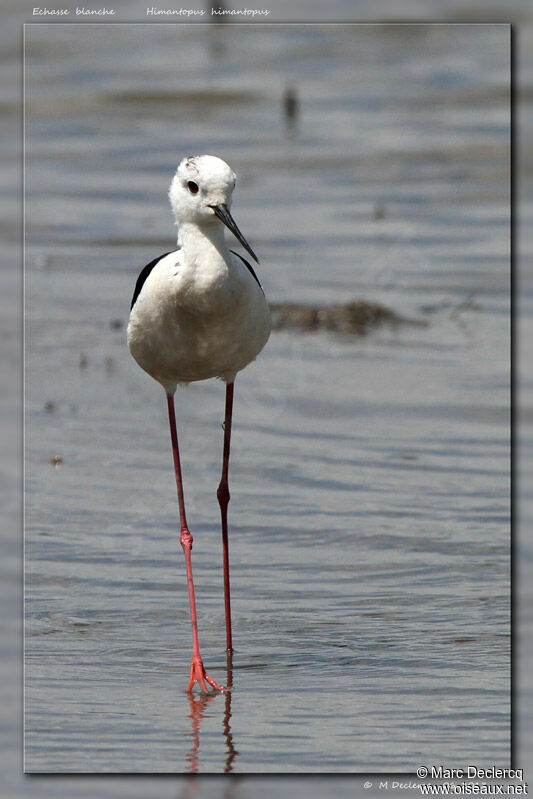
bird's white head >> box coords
[169,155,259,263]
[169,155,236,224]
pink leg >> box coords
[217,382,234,654]
[166,393,224,693]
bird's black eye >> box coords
[187,181,199,194]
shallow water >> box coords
[23,22,510,772]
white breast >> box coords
[127,250,271,393]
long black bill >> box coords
[211,203,259,264]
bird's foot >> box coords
[186,654,226,694]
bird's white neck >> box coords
[177,221,231,269]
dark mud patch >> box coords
[269,300,428,335]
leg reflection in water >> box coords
[223,653,238,773]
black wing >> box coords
[230,249,263,290]
[130,251,173,310]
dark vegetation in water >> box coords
[269,300,428,335]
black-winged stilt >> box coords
[127,155,271,692]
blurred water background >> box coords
[1,0,531,795]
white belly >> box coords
[127,251,271,392]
